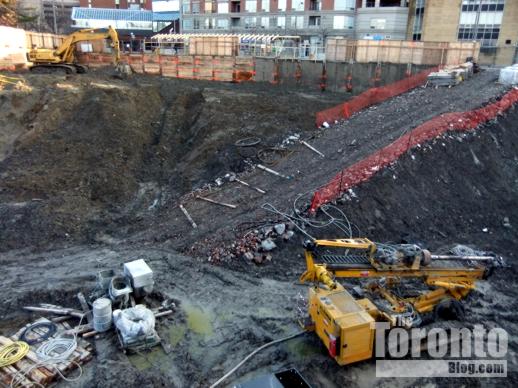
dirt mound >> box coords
[0,73,343,251]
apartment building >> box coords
[356,0,409,40]
[17,0,80,33]
[179,0,413,45]
[407,0,518,64]
[180,0,357,45]
[78,0,152,10]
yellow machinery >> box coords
[28,26,120,74]
[299,238,502,365]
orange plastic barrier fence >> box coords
[315,67,438,128]
[309,87,518,213]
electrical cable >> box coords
[20,322,57,345]
[10,315,86,388]
[0,341,29,368]
[209,330,307,388]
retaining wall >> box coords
[254,59,430,93]
[309,88,518,213]
[77,52,255,82]
[315,67,437,127]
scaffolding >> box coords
[149,33,324,60]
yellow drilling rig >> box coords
[299,238,502,365]
[27,26,120,74]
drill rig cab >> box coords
[28,26,120,74]
[299,238,502,366]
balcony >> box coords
[309,1,321,11]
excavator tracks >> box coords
[30,64,76,74]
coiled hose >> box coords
[0,341,30,368]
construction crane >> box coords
[27,26,120,74]
[299,238,503,365]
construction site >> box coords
[0,21,518,388]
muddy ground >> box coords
[0,69,517,387]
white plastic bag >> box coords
[112,305,155,341]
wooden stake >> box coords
[235,178,266,194]
[256,164,291,180]
[196,196,237,209]
[179,204,197,228]
[300,140,325,157]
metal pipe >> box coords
[431,255,495,261]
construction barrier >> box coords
[76,52,255,82]
[309,87,518,213]
[315,67,438,127]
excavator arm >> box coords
[29,26,120,73]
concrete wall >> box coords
[356,6,409,40]
[498,0,518,48]
[479,46,518,67]
[421,0,462,42]
[255,57,429,93]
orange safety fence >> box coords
[315,67,438,128]
[309,87,518,213]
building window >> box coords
[309,0,321,11]
[183,18,193,29]
[193,18,201,29]
[262,0,270,12]
[274,16,285,28]
[292,0,304,11]
[205,1,213,13]
[260,16,269,28]
[205,17,215,28]
[334,0,354,11]
[458,0,504,47]
[246,0,257,12]
[333,15,354,29]
[192,1,200,13]
[278,0,286,11]
[462,0,504,12]
[309,16,321,27]
[218,1,229,13]
[182,0,191,12]
[412,0,425,40]
[290,15,303,29]
[217,18,229,28]
[244,16,256,27]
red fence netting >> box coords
[309,87,518,213]
[315,67,438,128]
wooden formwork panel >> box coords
[178,68,194,78]
[189,37,238,56]
[235,56,254,65]
[161,63,178,77]
[144,63,161,74]
[328,39,479,66]
[177,55,194,65]
[131,64,145,73]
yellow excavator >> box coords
[28,26,120,74]
[299,238,502,365]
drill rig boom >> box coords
[299,238,502,366]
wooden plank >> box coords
[0,336,54,384]
[0,364,34,387]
